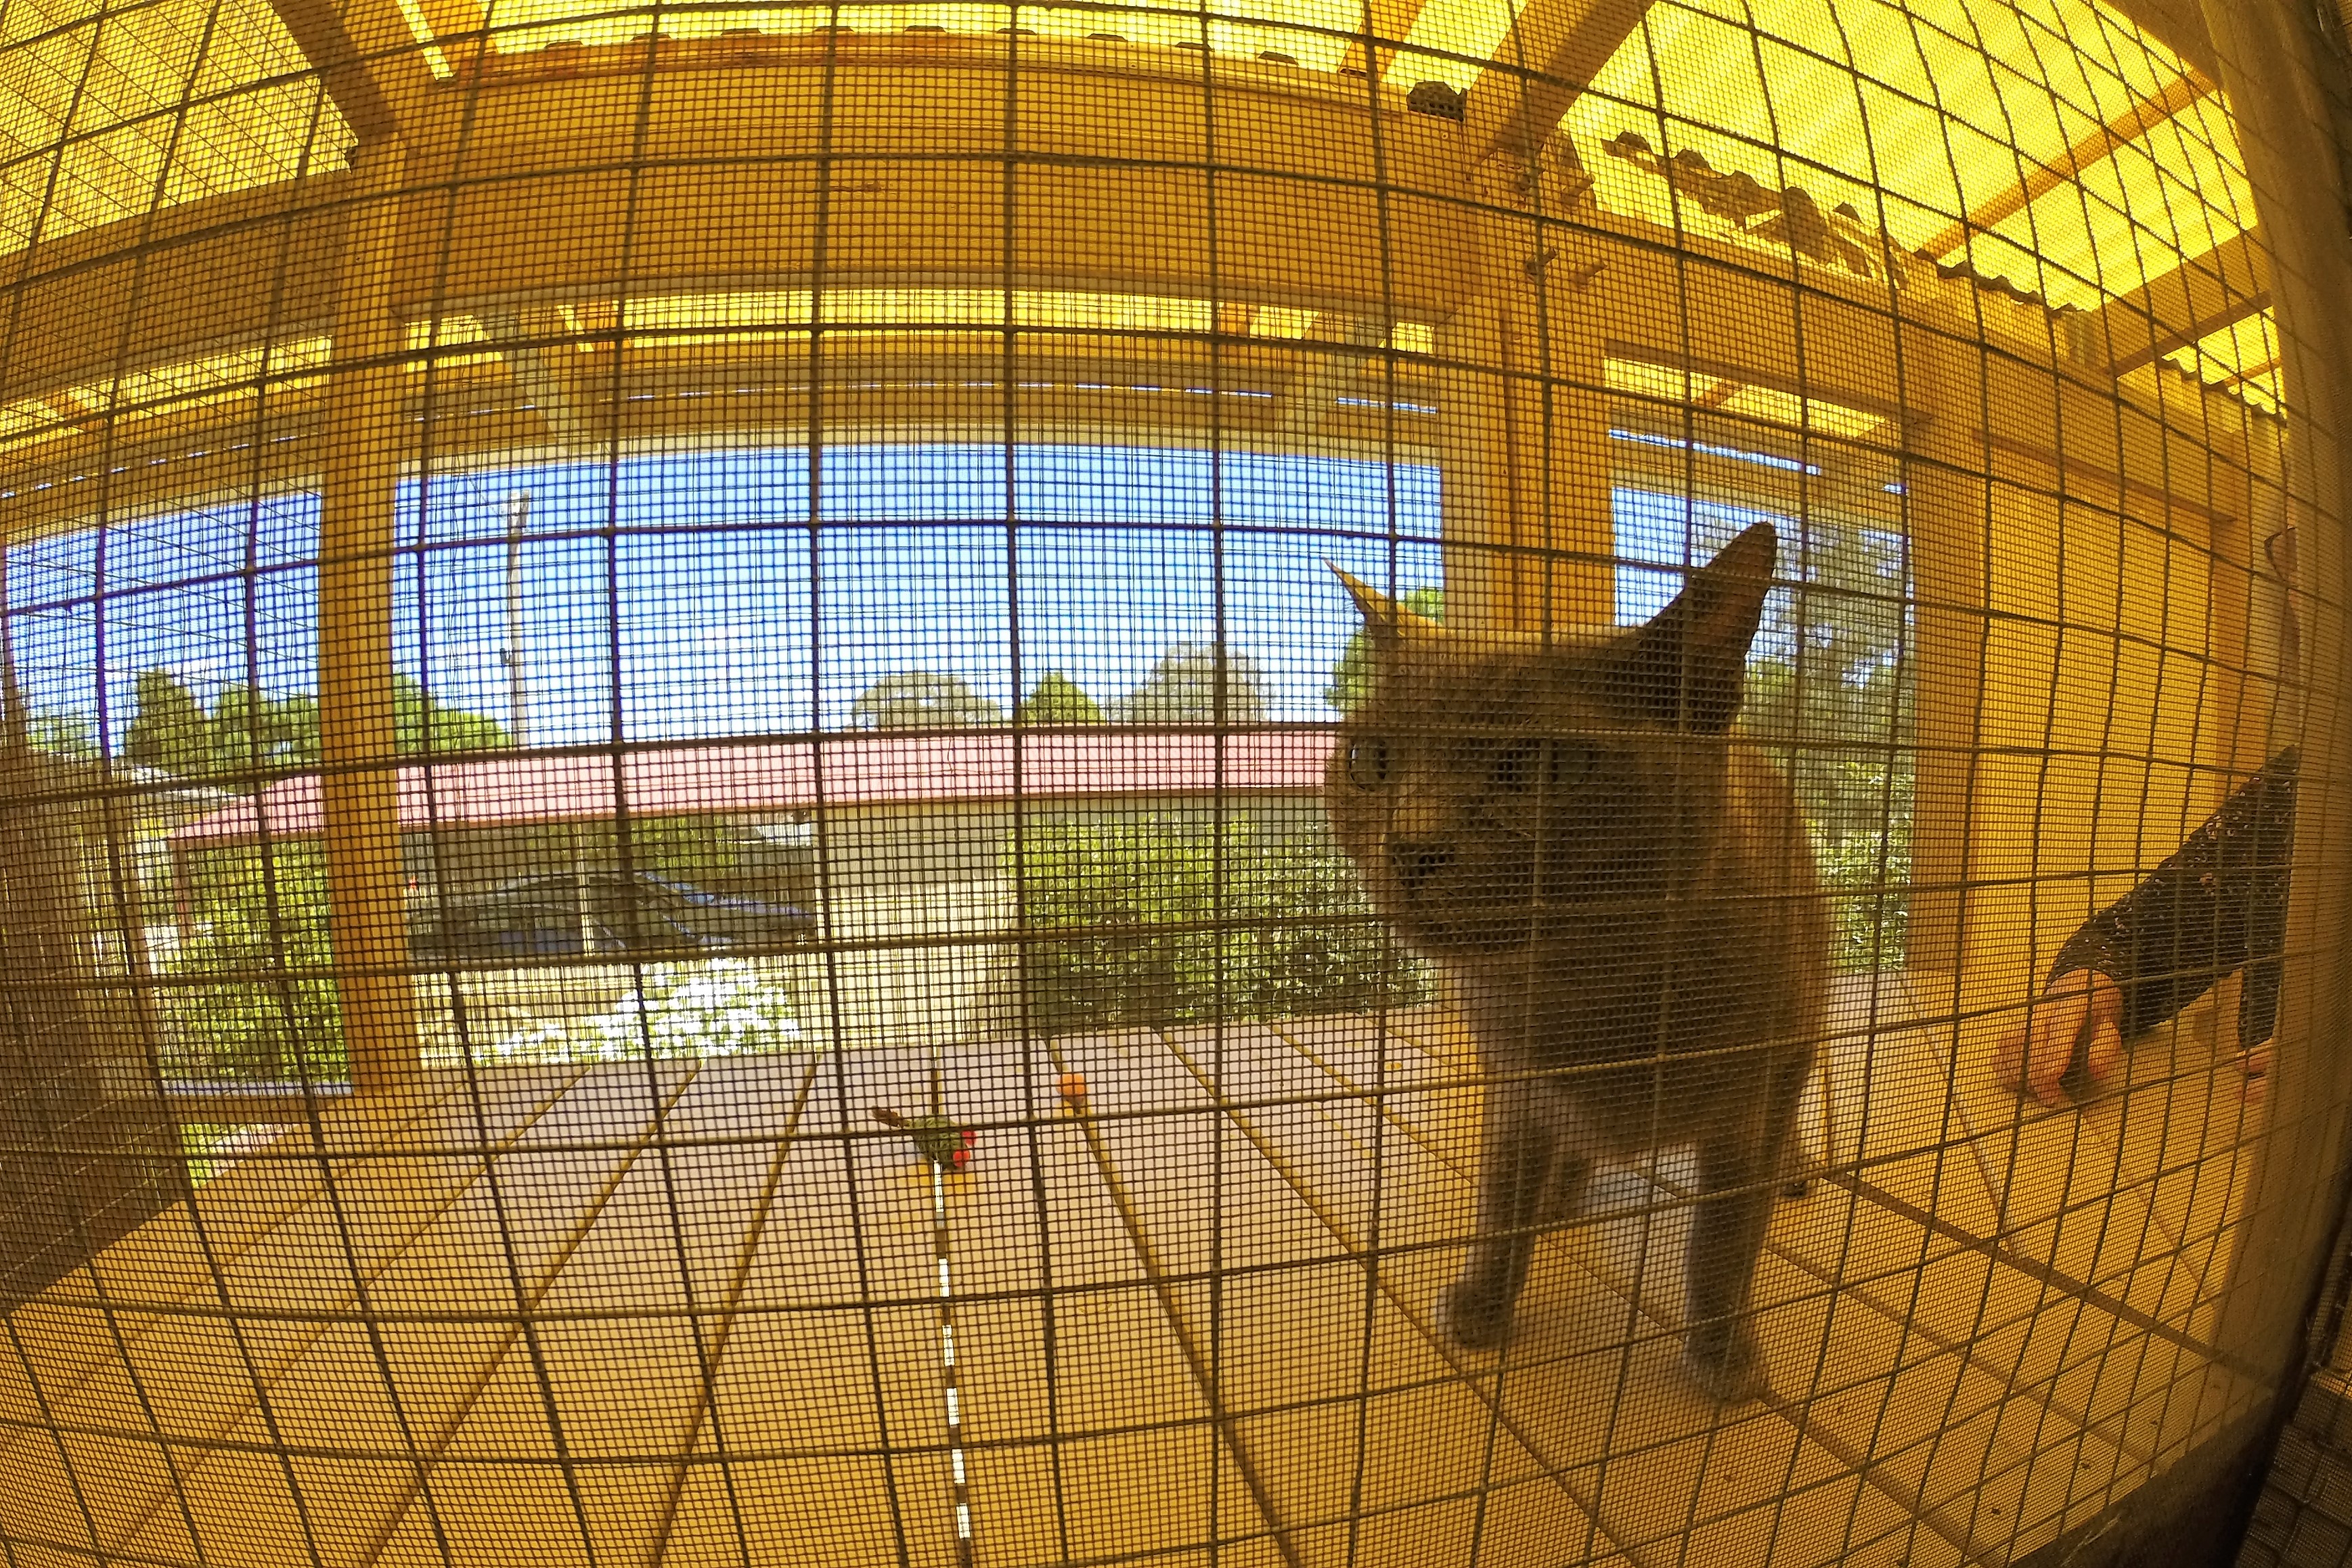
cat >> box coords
[1325,521,1827,1403]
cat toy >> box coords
[870,1106,975,1172]
[1058,1072,1089,1115]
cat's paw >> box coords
[1777,1146,1822,1201]
[1683,1323,1769,1404]
[1440,1278,1515,1350]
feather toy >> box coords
[870,1106,975,1172]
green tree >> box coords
[1015,672,1103,725]
[1110,643,1270,725]
[124,671,213,777]
[393,676,510,754]
[1732,518,1912,969]
[851,671,1004,730]
[125,671,507,790]
[1325,587,1442,714]
[210,684,322,780]
[26,710,98,761]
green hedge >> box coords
[162,844,345,1083]
[1808,755,1911,972]
[1011,816,1430,1037]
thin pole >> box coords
[504,491,529,747]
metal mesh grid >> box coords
[0,0,2346,1564]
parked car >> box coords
[411,871,818,961]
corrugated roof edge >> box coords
[171,726,1341,847]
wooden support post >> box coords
[1499,236,1615,633]
[2250,419,2301,760]
[1441,160,1614,636]
[2207,496,2261,778]
[1901,402,1989,980]
[1436,297,1516,631]
[319,143,421,1094]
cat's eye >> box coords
[1493,740,1598,794]
[1346,738,1390,790]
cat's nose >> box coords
[1389,840,1454,895]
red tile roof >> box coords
[170,728,1338,849]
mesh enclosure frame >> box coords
[1,0,2350,1565]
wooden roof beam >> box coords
[265,0,442,145]
[2100,227,2271,375]
[1279,315,1390,434]
[1339,0,1435,81]
[414,0,490,74]
[2098,0,2221,83]
[1463,0,1655,164]
[2218,355,2280,393]
[475,307,586,447]
[1924,70,2213,261]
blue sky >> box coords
[4,444,1800,748]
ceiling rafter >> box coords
[1339,0,1435,82]
[1924,69,2213,261]
[1279,314,1390,433]
[2097,0,2221,83]
[2217,355,2278,393]
[413,0,491,75]
[265,0,442,144]
[2100,227,2270,375]
[1462,0,1656,164]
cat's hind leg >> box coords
[1777,1111,1823,1199]
[1778,1055,1835,1199]
[1443,1077,1574,1350]
[1537,1137,1594,1226]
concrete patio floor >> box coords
[0,973,2267,1567]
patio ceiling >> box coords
[0,0,2276,417]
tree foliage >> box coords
[123,671,508,790]
[851,670,1004,730]
[1736,518,1912,969]
[124,671,214,777]
[210,685,321,778]
[161,843,344,1083]
[26,710,98,761]
[393,677,509,755]
[1109,643,1270,725]
[1015,672,1103,725]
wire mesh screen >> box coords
[0,0,2345,1563]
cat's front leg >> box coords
[1683,1062,1806,1402]
[1681,1156,1773,1401]
[1443,1075,1576,1349]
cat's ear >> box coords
[1329,564,1440,646]
[1612,522,1777,731]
